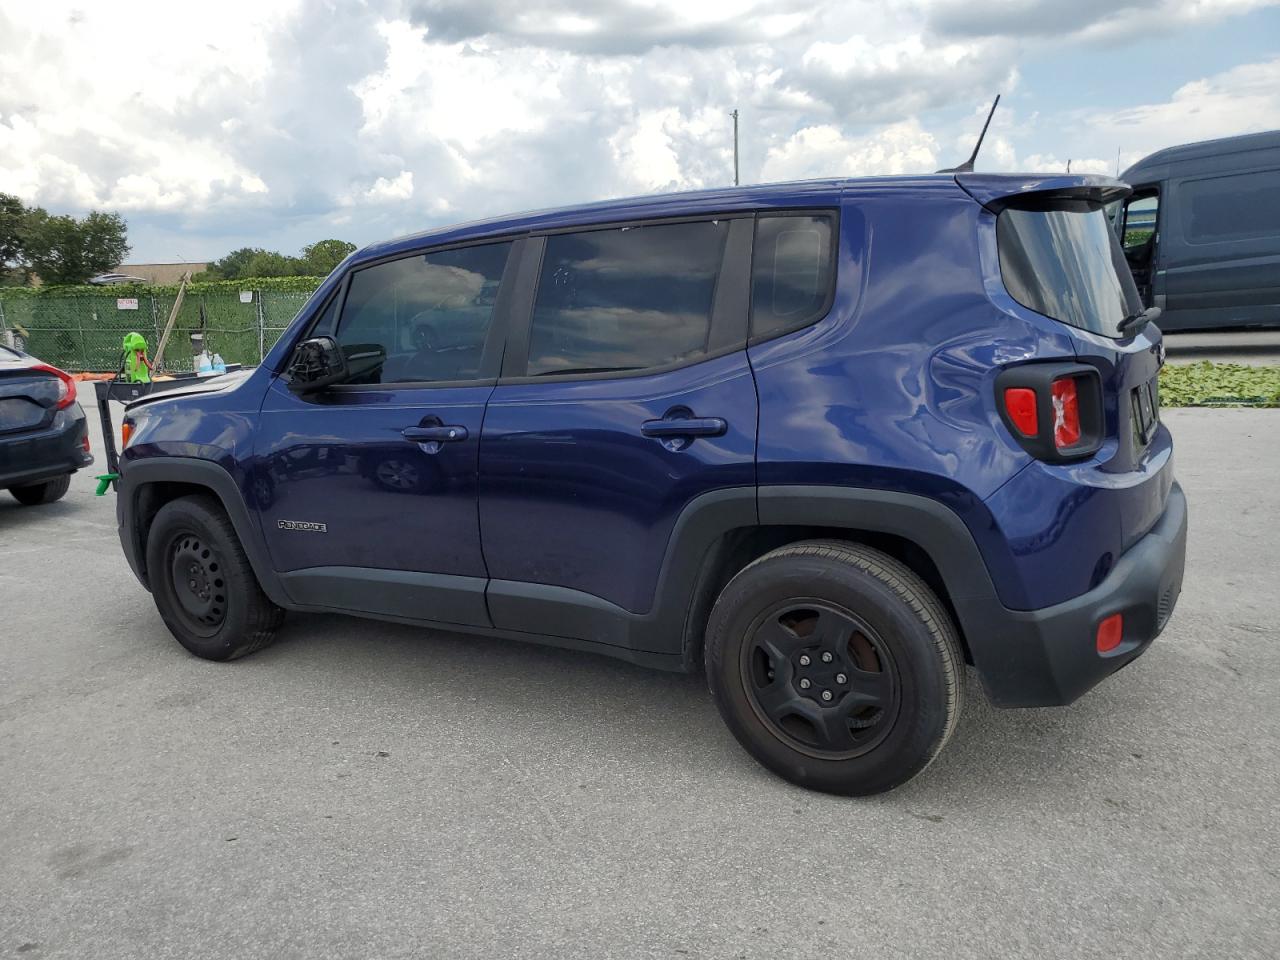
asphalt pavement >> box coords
[0,403,1277,959]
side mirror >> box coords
[286,336,348,393]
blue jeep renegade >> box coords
[113,173,1187,795]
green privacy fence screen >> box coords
[0,279,323,372]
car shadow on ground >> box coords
[212,607,1151,807]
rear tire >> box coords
[705,540,964,796]
[10,474,71,505]
[145,494,283,661]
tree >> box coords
[198,247,268,281]
[0,194,25,276]
[302,239,356,276]
[244,250,303,278]
[21,208,130,286]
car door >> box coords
[478,217,758,653]
[256,238,521,627]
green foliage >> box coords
[0,275,325,299]
[199,238,355,281]
[0,193,25,275]
[302,238,356,276]
[20,208,130,285]
[1159,361,1280,407]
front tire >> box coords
[705,540,964,796]
[145,495,283,661]
[10,474,71,505]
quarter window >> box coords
[526,220,730,376]
[333,241,512,384]
[751,214,836,339]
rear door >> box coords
[256,238,520,627]
[478,217,757,646]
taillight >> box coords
[82,433,91,453]
[996,363,1103,462]
[1051,377,1081,449]
[31,363,77,410]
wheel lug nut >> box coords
[799,655,811,666]
[821,652,833,663]
[821,690,833,702]
[798,678,811,690]
[836,673,848,684]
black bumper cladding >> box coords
[959,482,1188,707]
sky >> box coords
[1,0,1278,264]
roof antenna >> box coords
[938,94,1000,173]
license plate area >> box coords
[1132,375,1160,448]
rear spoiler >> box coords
[955,173,1132,211]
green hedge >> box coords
[0,275,325,300]
[1160,361,1280,407]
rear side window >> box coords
[334,241,512,384]
[750,214,836,339]
[997,200,1143,339]
[526,220,729,376]
[1181,168,1280,243]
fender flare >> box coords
[117,456,290,607]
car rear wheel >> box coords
[705,540,964,796]
[9,474,71,505]
[145,494,283,661]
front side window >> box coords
[751,214,836,339]
[1121,193,1159,252]
[997,200,1143,339]
[333,241,512,384]
[526,220,729,376]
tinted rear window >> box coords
[526,220,729,376]
[751,214,836,339]
[997,200,1143,338]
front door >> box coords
[256,238,518,627]
[478,218,758,651]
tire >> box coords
[10,474,71,505]
[145,494,284,661]
[705,540,964,796]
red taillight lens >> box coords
[31,363,77,410]
[1051,377,1081,449]
[1096,613,1124,653]
[1003,387,1039,437]
[82,433,91,453]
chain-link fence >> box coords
[0,286,319,372]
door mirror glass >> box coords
[286,336,350,393]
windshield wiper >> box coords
[1116,306,1162,337]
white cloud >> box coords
[0,0,1275,259]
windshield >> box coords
[997,199,1143,338]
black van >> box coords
[1115,130,1280,331]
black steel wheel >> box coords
[706,540,964,796]
[741,602,900,760]
[146,494,283,661]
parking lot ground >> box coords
[1163,328,1280,365]
[1,404,1278,960]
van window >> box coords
[1121,193,1158,251]
[1182,169,1280,243]
[751,214,836,340]
[526,220,729,376]
[997,199,1144,339]
[334,241,512,384]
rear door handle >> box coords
[402,425,468,442]
[640,417,727,439]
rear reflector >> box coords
[1096,613,1124,653]
[1051,377,1081,449]
[81,433,91,453]
[1003,387,1039,436]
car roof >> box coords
[351,172,1122,265]
[1121,129,1280,182]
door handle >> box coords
[640,416,727,439]
[402,425,468,442]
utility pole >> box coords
[731,109,740,186]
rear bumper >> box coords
[0,405,93,489]
[959,481,1188,707]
